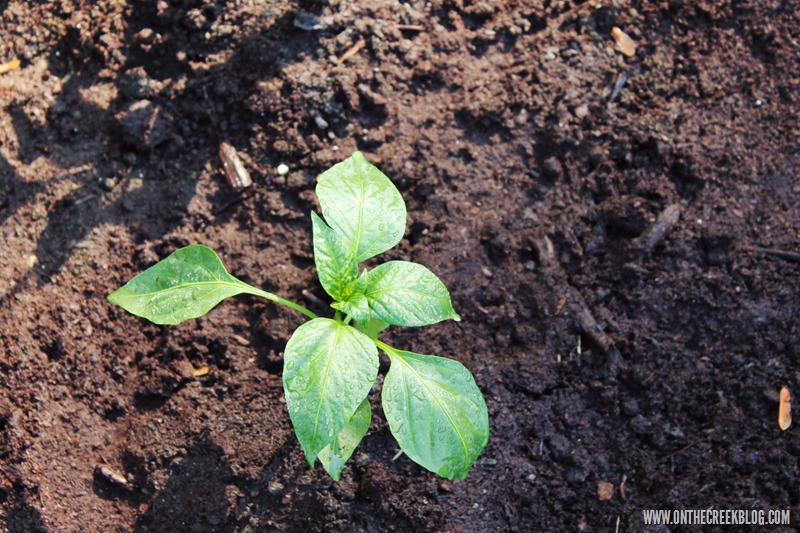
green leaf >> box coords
[331,292,370,322]
[316,151,406,263]
[362,261,460,327]
[353,317,390,339]
[107,244,253,325]
[318,397,371,480]
[283,318,379,465]
[330,272,370,321]
[382,350,489,479]
[312,212,358,301]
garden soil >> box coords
[1,1,799,531]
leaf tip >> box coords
[106,287,130,311]
[304,453,317,469]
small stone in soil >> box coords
[542,157,564,180]
[548,435,573,463]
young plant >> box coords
[108,151,489,480]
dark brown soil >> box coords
[2,1,799,531]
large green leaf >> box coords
[318,397,372,480]
[382,349,489,479]
[316,151,406,263]
[312,211,358,301]
[107,244,254,325]
[283,318,379,465]
[362,261,460,327]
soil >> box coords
[1,1,799,531]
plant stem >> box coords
[243,287,319,320]
[374,339,399,357]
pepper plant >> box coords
[108,151,489,480]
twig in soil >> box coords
[577,308,615,356]
[741,246,800,263]
[630,203,681,256]
[337,39,366,64]
[576,303,625,370]
[72,194,95,206]
[230,334,250,346]
[0,58,20,75]
[609,71,628,102]
[396,24,424,32]
[219,142,252,191]
[96,465,130,489]
[301,289,327,311]
[474,302,490,315]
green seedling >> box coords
[108,151,489,480]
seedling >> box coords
[108,152,489,480]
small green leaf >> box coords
[330,271,370,320]
[318,397,371,480]
[316,151,406,262]
[362,261,460,327]
[284,318,378,465]
[312,212,358,301]
[382,350,488,479]
[107,244,253,325]
[331,292,370,322]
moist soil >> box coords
[1,1,799,532]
